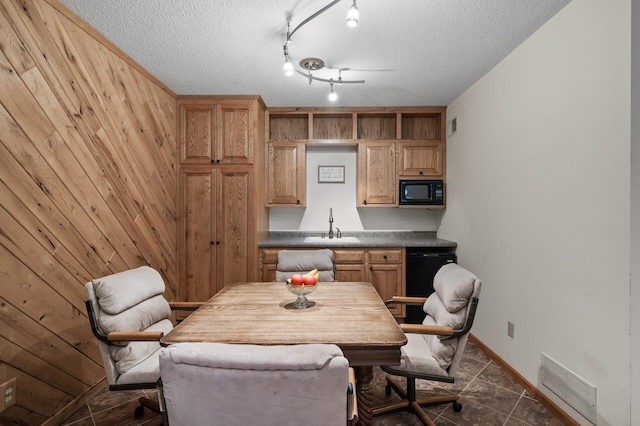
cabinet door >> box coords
[334,249,366,282]
[217,104,253,164]
[178,168,216,303]
[357,142,396,206]
[261,263,277,282]
[179,104,215,164]
[216,167,251,291]
[335,264,366,282]
[259,249,279,281]
[367,264,404,316]
[398,141,444,178]
[267,142,306,206]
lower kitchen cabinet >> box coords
[364,250,405,317]
[179,166,255,307]
[260,248,279,282]
[334,249,366,282]
[334,264,367,282]
[261,247,405,317]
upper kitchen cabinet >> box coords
[397,141,444,178]
[265,107,445,142]
[179,103,214,163]
[179,97,266,164]
[265,106,446,207]
[267,141,306,206]
[397,111,446,179]
[357,142,396,206]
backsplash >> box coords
[268,145,443,232]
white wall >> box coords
[439,1,631,425]
[269,145,444,231]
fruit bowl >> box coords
[285,282,317,309]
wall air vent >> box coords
[540,353,597,424]
[447,117,458,137]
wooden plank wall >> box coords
[0,0,178,424]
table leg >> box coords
[354,365,375,426]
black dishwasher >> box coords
[405,248,457,324]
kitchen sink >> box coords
[303,236,360,243]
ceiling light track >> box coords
[282,0,363,102]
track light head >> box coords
[346,0,359,28]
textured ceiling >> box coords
[59,0,571,107]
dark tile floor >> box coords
[60,341,563,426]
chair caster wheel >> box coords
[452,401,462,412]
[385,384,392,395]
[134,405,144,418]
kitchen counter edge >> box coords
[258,232,457,249]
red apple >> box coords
[303,275,317,286]
[290,274,305,286]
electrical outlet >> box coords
[0,378,17,413]
[507,321,515,339]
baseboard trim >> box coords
[43,378,107,426]
[469,334,580,426]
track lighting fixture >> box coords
[283,46,294,76]
[346,0,359,28]
[328,80,338,101]
[282,0,364,101]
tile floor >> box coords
[60,341,564,426]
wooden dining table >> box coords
[161,281,407,426]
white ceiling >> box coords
[59,0,570,108]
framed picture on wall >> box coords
[318,166,345,183]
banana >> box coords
[305,268,318,277]
[286,277,292,284]
[315,272,320,281]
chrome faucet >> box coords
[328,207,334,239]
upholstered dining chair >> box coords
[158,342,357,426]
[85,265,201,418]
[373,263,481,426]
[275,248,335,282]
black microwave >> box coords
[399,180,444,205]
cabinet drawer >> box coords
[334,250,366,264]
[367,249,403,264]
[260,249,280,263]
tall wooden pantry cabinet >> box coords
[177,96,268,307]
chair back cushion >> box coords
[86,266,172,380]
[275,249,335,282]
[433,263,476,312]
[160,342,349,426]
[421,263,480,370]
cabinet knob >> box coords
[296,200,300,205]
[419,171,423,175]
[369,266,373,271]
[211,159,215,164]
[216,241,220,245]
[216,159,220,163]
[383,255,387,260]
[363,200,367,205]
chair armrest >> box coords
[400,323,454,337]
[169,301,204,311]
[348,367,358,425]
[106,331,164,342]
[385,296,427,307]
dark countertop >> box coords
[258,231,457,250]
